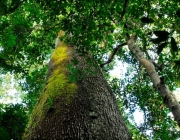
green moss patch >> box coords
[24,41,77,139]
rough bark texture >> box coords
[127,34,180,126]
[23,32,132,139]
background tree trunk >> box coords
[23,36,132,140]
[127,34,180,126]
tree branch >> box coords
[100,42,127,67]
[152,61,163,71]
[44,22,62,32]
[118,0,129,23]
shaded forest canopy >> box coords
[0,0,180,139]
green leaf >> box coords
[154,31,169,38]
[174,60,180,66]
[176,9,180,18]
[157,42,167,54]
[69,74,77,83]
[0,127,11,140]
[71,58,79,65]
[158,54,163,63]
[170,37,178,52]
[151,31,169,44]
[150,38,166,44]
[170,48,176,58]
[140,17,154,23]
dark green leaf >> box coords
[0,128,10,140]
[157,42,167,54]
[174,60,180,66]
[176,9,180,18]
[170,48,176,58]
[170,37,178,52]
[150,38,167,44]
[71,58,79,65]
[151,31,169,44]
[140,17,154,23]
[158,54,163,63]
[154,31,169,38]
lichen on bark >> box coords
[23,32,77,139]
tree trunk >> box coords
[23,31,132,140]
[127,34,180,126]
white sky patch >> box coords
[0,46,3,51]
[0,73,23,104]
[109,61,145,126]
[133,110,144,125]
[110,59,180,138]
[109,61,128,79]
[0,87,22,104]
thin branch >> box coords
[44,22,62,32]
[152,61,163,71]
[147,0,151,17]
[100,42,127,67]
[118,0,129,23]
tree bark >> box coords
[23,32,132,140]
[127,34,180,126]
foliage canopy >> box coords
[0,0,180,139]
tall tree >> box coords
[23,31,132,139]
[0,0,180,139]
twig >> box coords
[100,42,127,67]
[44,22,62,32]
[152,61,163,71]
[118,0,129,23]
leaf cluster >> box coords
[0,0,180,139]
[0,104,28,140]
